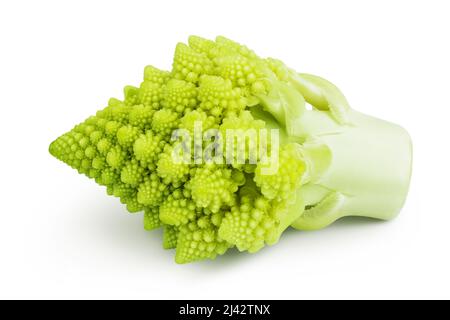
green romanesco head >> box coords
[49,35,310,263]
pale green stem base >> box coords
[292,110,413,230]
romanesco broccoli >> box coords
[50,36,412,263]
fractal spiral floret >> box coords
[50,36,412,263]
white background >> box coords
[0,0,449,299]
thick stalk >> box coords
[292,109,413,230]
